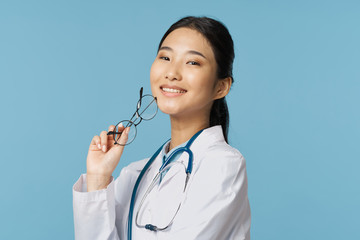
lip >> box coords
[160,84,187,97]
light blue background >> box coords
[1,0,359,239]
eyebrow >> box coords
[159,46,207,59]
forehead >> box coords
[161,27,215,59]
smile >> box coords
[161,87,187,93]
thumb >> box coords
[118,127,130,145]
[104,126,130,167]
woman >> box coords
[73,16,251,240]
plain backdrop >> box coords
[1,0,359,239]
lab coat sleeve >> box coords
[73,159,148,240]
[169,146,251,240]
[73,174,120,240]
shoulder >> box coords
[193,125,247,176]
[196,125,245,163]
[193,139,247,191]
[206,140,244,162]
[203,141,246,174]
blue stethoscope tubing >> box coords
[127,129,204,240]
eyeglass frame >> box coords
[107,87,157,145]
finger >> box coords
[107,125,116,144]
[115,123,125,132]
[108,125,116,132]
[106,127,128,161]
[100,131,108,152]
[111,123,125,144]
[118,126,130,145]
[90,135,101,150]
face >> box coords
[150,27,220,119]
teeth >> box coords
[162,87,186,93]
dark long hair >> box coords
[158,16,235,142]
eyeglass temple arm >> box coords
[107,130,122,135]
[138,87,143,108]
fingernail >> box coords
[102,145,106,152]
[97,144,101,149]
[126,127,130,134]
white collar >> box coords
[161,125,225,155]
[190,125,225,152]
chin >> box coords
[157,101,184,116]
[158,105,179,115]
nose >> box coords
[165,62,182,81]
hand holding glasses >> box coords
[107,87,158,146]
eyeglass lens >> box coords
[114,120,137,145]
[137,95,157,120]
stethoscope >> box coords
[127,129,204,240]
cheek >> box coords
[188,72,217,94]
[150,62,160,94]
[150,61,162,81]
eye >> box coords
[159,56,170,61]
[187,61,200,66]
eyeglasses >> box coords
[107,87,157,145]
[135,161,190,232]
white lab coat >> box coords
[73,125,251,240]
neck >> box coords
[169,113,210,151]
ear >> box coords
[213,77,232,100]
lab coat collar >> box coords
[190,125,225,151]
[166,125,225,169]
[143,125,225,173]
[161,125,225,156]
